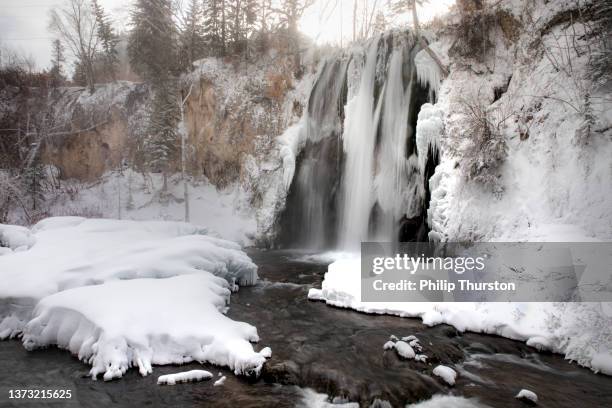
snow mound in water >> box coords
[158,370,213,385]
[22,274,266,381]
[432,365,457,386]
[515,389,538,404]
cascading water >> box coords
[279,31,437,250]
[338,39,381,248]
[278,57,348,249]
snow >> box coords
[298,388,360,408]
[0,217,266,381]
[591,353,612,376]
[0,224,35,251]
[432,365,457,386]
[213,376,227,386]
[394,341,416,359]
[406,395,487,408]
[25,171,258,246]
[415,354,428,363]
[515,389,538,404]
[308,256,612,375]
[259,346,272,358]
[157,370,213,385]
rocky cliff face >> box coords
[17,47,315,243]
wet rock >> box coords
[262,360,300,385]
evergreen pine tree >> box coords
[227,0,246,54]
[179,0,207,70]
[146,80,180,190]
[72,60,88,86]
[92,0,119,80]
[50,39,65,87]
[128,0,178,83]
[204,0,226,56]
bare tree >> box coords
[49,0,100,93]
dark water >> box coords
[1,250,611,407]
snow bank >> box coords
[23,274,265,380]
[0,218,265,380]
[308,256,612,375]
[0,217,257,302]
[33,171,258,246]
[0,224,35,251]
[158,370,213,385]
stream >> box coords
[0,250,611,407]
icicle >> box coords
[415,103,444,173]
[415,48,442,101]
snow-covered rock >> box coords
[157,370,213,385]
[259,346,272,358]
[213,376,227,386]
[515,389,538,404]
[415,354,428,363]
[394,341,416,359]
[432,365,457,386]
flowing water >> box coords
[1,251,611,407]
[279,31,431,250]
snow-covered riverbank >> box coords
[0,217,268,380]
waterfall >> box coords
[279,31,436,249]
[338,39,382,248]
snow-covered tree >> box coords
[204,0,227,55]
[146,80,180,191]
[92,0,119,80]
[590,0,612,88]
[179,0,207,69]
[49,39,65,87]
[128,0,178,83]
[49,0,100,93]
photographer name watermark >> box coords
[361,242,612,302]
